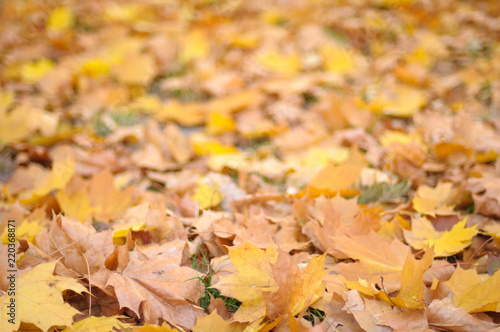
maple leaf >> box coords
[62,315,129,332]
[192,310,242,332]
[412,182,456,216]
[212,241,279,323]
[403,217,478,257]
[0,261,86,332]
[445,266,500,313]
[383,248,434,309]
[192,182,222,209]
[0,218,44,244]
[92,255,204,329]
[35,214,115,275]
[133,321,182,331]
[298,148,366,198]
[112,52,156,86]
[343,290,395,331]
[25,145,75,202]
[427,297,498,331]
[320,44,358,75]
[256,51,302,75]
[335,232,410,293]
[57,170,135,222]
[46,7,74,34]
[262,251,326,319]
[180,29,210,63]
[20,58,55,84]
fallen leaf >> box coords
[93,255,204,329]
[445,266,500,313]
[262,251,326,319]
[192,310,242,332]
[427,297,498,331]
[0,261,86,332]
[62,315,129,332]
[212,241,279,323]
[299,148,366,198]
[46,7,74,34]
[388,248,434,309]
[335,232,410,293]
[412,182,456,216]
[404,217,478,257]
[256,51,302,75]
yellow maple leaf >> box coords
[256,51,301,75]
[0,261,86,331]
[362,85,427,117]
[133,322,182,331]
[207,112,236,135]
[412,182,455,216]
[158,101,206,126]
[345,278,379,297]
[191,133,238,156]
[57,170,135,222]
[379,130,423,148]
[79,58,110,77]
[403,217,478,257]
[0,219,44,244]
[192,182,222,209]
[56,188,93,222]
[46,7,74,34]
[445,267,500,313]
[105,3,139,23]
[28,146,75,201]
[192,310,240,332]
[212,242,279,323]
[21,58,55,84]
[385,248,434,309]
[263,252,326,319]
[0,89,14,110]
[180,29,210,63]
[298,146,350,168]
[321,44,357,75]
[62,315,129,332]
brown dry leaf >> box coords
[427,297,498,332]
[3,0,500,330]
[342,290,392,332]
[304,195,381,257]
[92,255,204,329]
[35,214,114,275]
[467,178,500,218]
[375,307,430,331]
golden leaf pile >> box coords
[1,0,500,331]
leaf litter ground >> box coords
[1,0,500,331]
